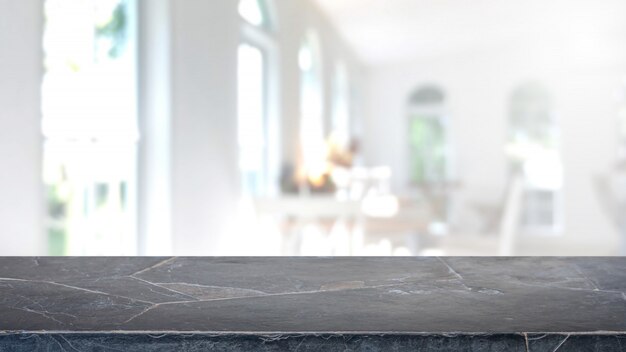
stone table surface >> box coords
[0,257,624,351]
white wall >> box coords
[0,0,45,255]
[363,38,626,254]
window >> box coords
[330,62,350,149]
[238,44,267,195]
[507,82,562,233]
[618,83,626,160]
[42,0,138,255]
[239,0,270,28]
[237,0,277,196]
[407,86,448,185]
[299,30,325,184]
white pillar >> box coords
[0,0,45,255]
[137,0,173,255]
[169,0,240,254]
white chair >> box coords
[592,171,626,256]
[420,175,524,256]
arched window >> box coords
[299,30,325,183]
[507,82,562,232]
[407,85,448,185]
[331,62,351,149]
[237,0,278,196]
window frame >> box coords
[237,0,280,196]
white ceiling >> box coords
[312,0,626,66]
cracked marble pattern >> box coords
[0,257,624,351]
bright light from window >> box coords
[331,62,350,148]
[298,45,313,71]
[299,32,326,183]
[239,0,265,27]
[238,43,267,195]
[42,0,137,255]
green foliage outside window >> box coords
[46,182,70,256]
[410,116,446,185]
[95,2,128,58]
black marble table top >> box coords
[0,257,624,351]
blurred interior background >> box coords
[1,0,626,256]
